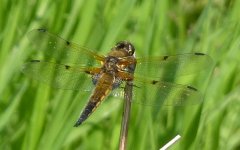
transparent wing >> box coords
[135,53,213,80]
[22,60,97,90]
[27,29,105,65]
[132,78,203,106]
[111,78,202,106]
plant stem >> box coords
[119,81,133,150]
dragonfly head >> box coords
[111,41,135,56]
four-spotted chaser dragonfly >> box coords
[22,29,213,127]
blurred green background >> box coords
[0,0,240,150]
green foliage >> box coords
[1,0,240,149]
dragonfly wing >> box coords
[27,29,105,64]
[22,60,98,90]
[135,53,213,80]
[131,78,203,106]
[109,78,202,106]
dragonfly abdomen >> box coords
[74,73,114,127]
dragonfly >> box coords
[22,29,213,127]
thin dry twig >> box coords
[119,81,133,150]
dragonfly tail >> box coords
[73,101,98,127]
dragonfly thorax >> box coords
[103,56,120,74]
[92,56,123,89]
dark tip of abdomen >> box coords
[74,101,97,127]
[74,119,83,127]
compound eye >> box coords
[115,41,135,56]
[116,42,125,49]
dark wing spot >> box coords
[66,41,70,45]
[194,52,205,56]
[187,85,197,91]
[30,60,41,62]
[152,80,158,84]
[37,28,47,32]
[65,65,70,69]
[163,56,169,60]
[85,70,90,74]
